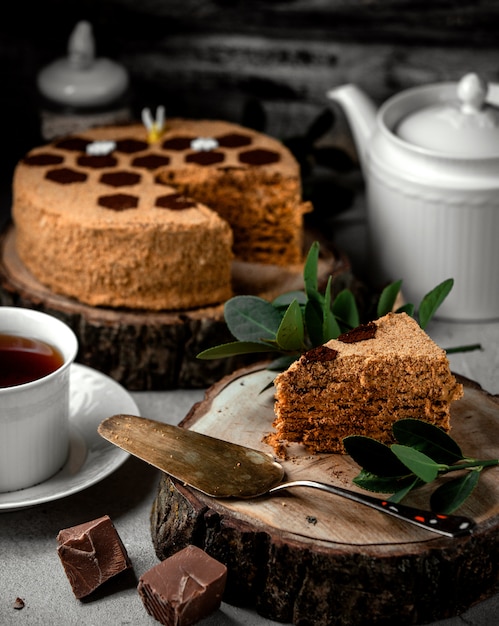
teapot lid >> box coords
[37,21,129,108]
[395,73,499,157]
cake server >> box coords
[98,414,475,538]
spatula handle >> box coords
[269,480,475,538]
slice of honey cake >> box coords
[272,312,463,454]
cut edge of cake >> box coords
[272,312,464,455]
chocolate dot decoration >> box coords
[77,155,118,169]
[98,194,139,210]
[131,154,171,170]
[23,153,64,166]
[115,138,149,154]
[216,133,252,148]
[302,346,338,364]
[162,137,193,151]
[338,322,377,343]
[239,148,280,165]
[155,193,196,210]
[45,168,87,185]
[186,151,225,166]
[100,171,141,188]
[54,137,89,152]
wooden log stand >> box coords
[0,226,351,390]
[151,365,499,626]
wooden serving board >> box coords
[151,365,499,626]
[0,225,351,390]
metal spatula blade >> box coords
[98,414,284,498]
[98,414,475,538]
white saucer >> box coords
[0,363,137,511]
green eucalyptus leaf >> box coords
[392,419,463,464]
[224,296,283,342]
[395,303,415,317]
[322,277,341,341]
[430,470,481,514]
[343,435,409,477]
[377,280,403,317]
[388,476,424,503]
[276,300,304,351]
[418,278,454,329]
[272,290,307,308]
[305,297,325,347]
[445,343,482,355]
[304,241,320,298]
[332,288,359,330]
[391,444,444,483]
[352,470,417,494]
[267,354,298,371]
[197,340,280,360]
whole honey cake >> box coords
[273,312,464,454]
[12,119,310,311]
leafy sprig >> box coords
[344,419,499,513]
[197,241,457,367]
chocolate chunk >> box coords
[23,153,64,166]
[138,545,227,626]
[100,171,141,187]
[98,193,139,210]
[239,148,280,165]
[185,151,225,166]
[57,515,132,599]
[45,168,87,185]
[338,321,377,343]
[302,345,338,364]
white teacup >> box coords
[0,307,78,492]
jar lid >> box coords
[37,21,129,108]
[395,73,499,156]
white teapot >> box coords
[328,73,499,320]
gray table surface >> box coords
[1,203,499,625]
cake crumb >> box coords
[262,433,288,459]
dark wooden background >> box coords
[2,0,499,226]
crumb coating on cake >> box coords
[273,312,464,454]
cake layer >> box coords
[273,313,463,453]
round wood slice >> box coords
[0,226,351,390]
[151,365,499,625]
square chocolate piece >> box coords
[138,545,227,626]
[57,514,132,599]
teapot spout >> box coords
[327,84,377,173]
